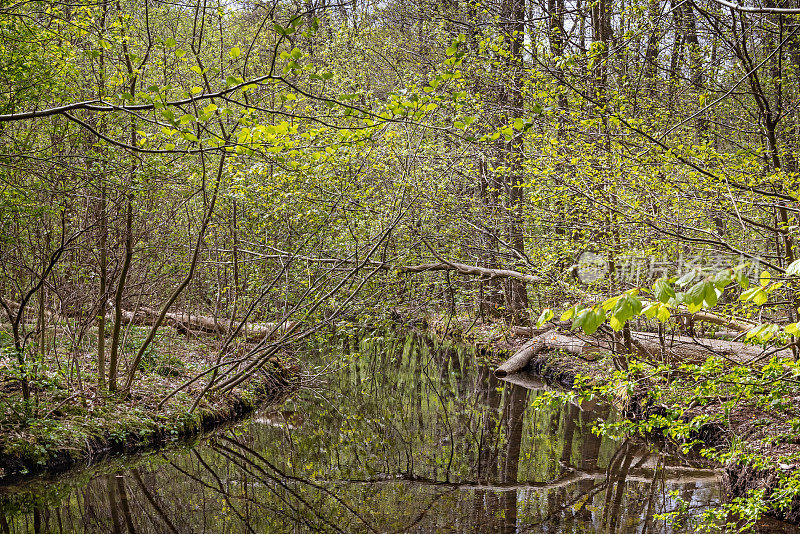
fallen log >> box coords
[542,330,795,363]
[538,331,609,359]
[705,330,744,340]
[677,310,756,333]
[630,331,795,363]
[113,306,295,342]
[508,322,571,337]
[497,329,796,376]
[2,297,294,343]
[495,333,550,377]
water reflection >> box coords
[0,330,721,532]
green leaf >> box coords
[753,289,768,306]
[229,46,241,59]
[274,23,292,35]
[746,324,778,342]
[736,270,749,289]
[602,295,620,311]
[787,259,800,276]
[745,324,765,340]
[768,281,784,292]
[560,307,576,321]
[583,308,606,335]
[165,37,177,47]
[686,281,707,306]
[687,301,703,313]
[610,294,640,330]
[629,295,642,315]
[740,287,758,302]
[704,283,718,307]
[676,270,697,288]
[760,270,771,287]
[654,279,675,304]
[571,308,589,331]
[713,270,733,289]
[536,308,554,327]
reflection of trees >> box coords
[0,332,720,533]
[602,441,637,532]
[213,435,379,533]
[501,383,529,533]
[107,472,137,534]
[476,363,502,483]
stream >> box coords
[0,330,721,532]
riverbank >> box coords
[0,327,300,483]
[421,314,800,531]
[527,346,800,530]
[1,328,725,532]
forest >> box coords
[1,0,800,530]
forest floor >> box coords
[0,325,299,483]
[421,312,800,529]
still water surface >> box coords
[0,331,721,532]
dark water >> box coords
[0,330,721,533]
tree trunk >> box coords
[501,0,529,323]
[495,335,549,377]
[108,194,133,392]
[494,330,795,374]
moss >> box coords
[0,367,299,483]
